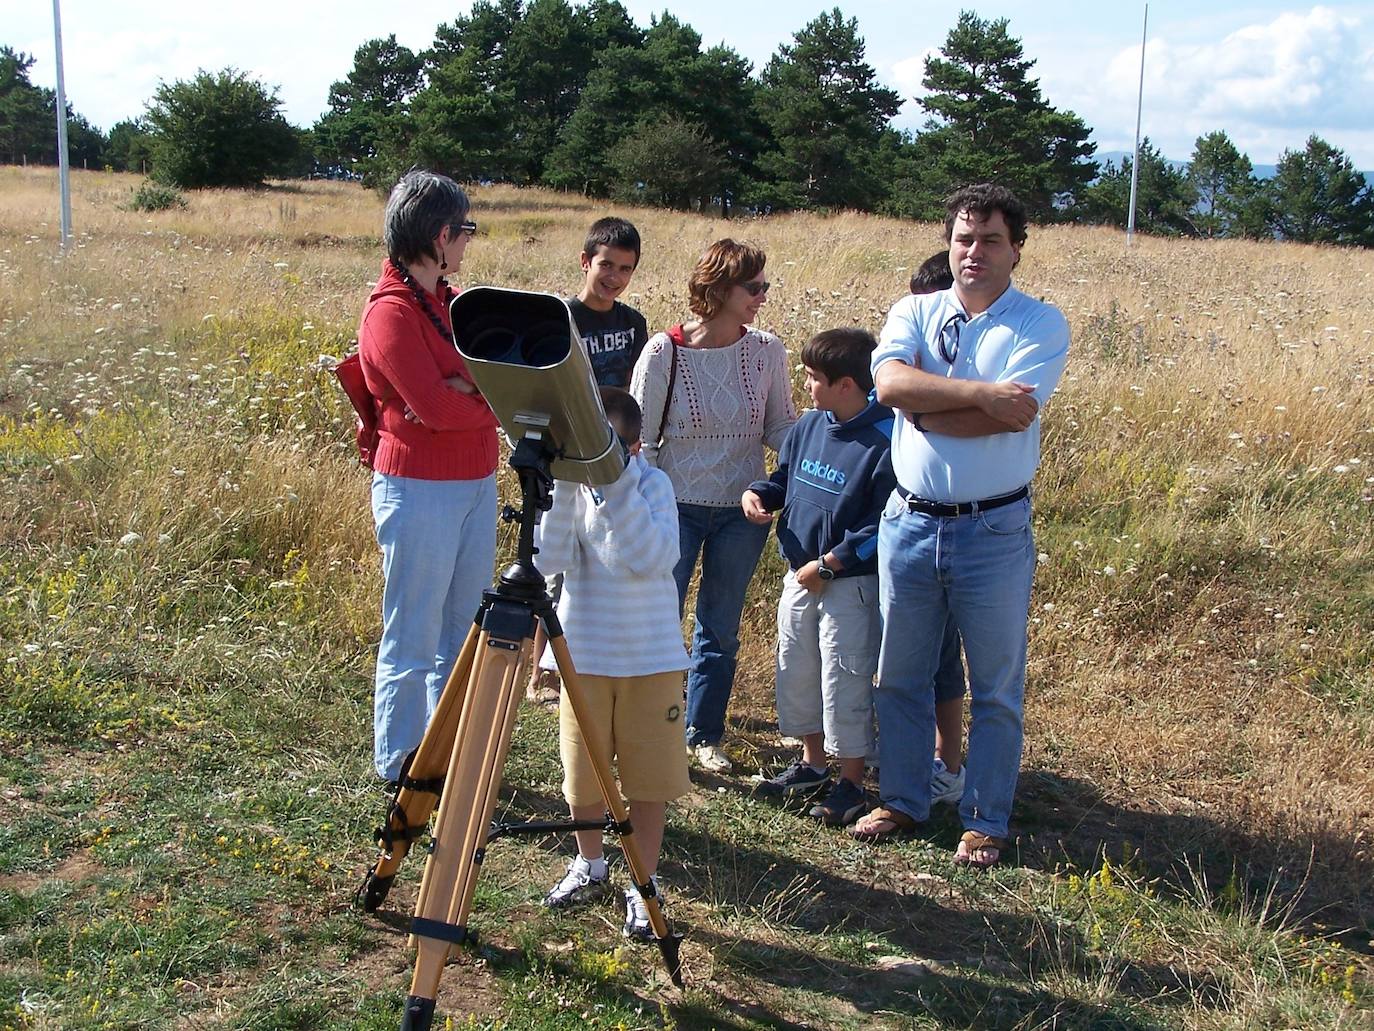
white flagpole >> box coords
[53,0,73,251]
[1126,2,1148,246]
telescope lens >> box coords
[466,326,522,364]
[520,322,571,368]
[462,320,569,369]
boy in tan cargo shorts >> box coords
[535,387,691,940]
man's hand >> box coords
[741,490,773,525]
[975,381,1038,431]
[795,560,825,593]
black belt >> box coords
[897,485,1028,517]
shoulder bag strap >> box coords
[657,327,682,448]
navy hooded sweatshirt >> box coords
[746,398,896,578]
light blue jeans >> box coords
[673,502,771,747]
[371,471,497,781]
[875,489,1035,838]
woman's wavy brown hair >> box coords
[687,238,766,320]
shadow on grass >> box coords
[1013,769,1374,953]
[694,925,1172,1031]
[354,771,1254,1028]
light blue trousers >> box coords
[371,471,497,781]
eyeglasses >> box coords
[451,221,478,238]
[739,279,770,297]
[938,312,967,365]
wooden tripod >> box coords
[358,439,684,1031]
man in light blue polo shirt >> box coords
[850,184,1069,867]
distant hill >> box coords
[1094,149,1277,179]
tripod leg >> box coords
[403,621,532,1028]
[548,634,685,987]
[361,622,480,912]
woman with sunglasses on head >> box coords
[630,239,797,773]
[357,170,499,788]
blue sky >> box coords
[10,2,1374,166]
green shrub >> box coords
[124,179,187,212]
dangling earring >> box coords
[440,254,447,271]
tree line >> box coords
[4,4,1373,245]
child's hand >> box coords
[741,490,773,525]
[796,560,825,592]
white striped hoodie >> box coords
[535,453,689,677]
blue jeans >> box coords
[875,490,1035,838]
[371,472,497,781]
[674,502,770,747]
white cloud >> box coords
[1088,6,1374,163]
[888,49,940,126]
[888,5,1374,167]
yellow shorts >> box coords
[558,670,692,806]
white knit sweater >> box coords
[630,328,797,507]
[535,454,689,677]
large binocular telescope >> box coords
[451,287,626,486]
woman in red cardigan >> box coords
[358,170,499,785]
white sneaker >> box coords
[930,758,965,805]
[622,878,661,942]
[543,855,609,909]
[691,743,733,773]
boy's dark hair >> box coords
[910,250,953,295]
[583,217,641,266]
[801,328,877,392]
[599,386,642,443]
[944,183,1028,247]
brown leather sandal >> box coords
[954,830,1010,868]
[849,806,919,843]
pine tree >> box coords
[1079,138,1197,236]
[1189,131,1268,239]
[0,47,107,167]
[544,15,760,210]
[909,11,1095,219]
[756,8,901,211]
[1267,135,1374,246]
[313,36,422,181]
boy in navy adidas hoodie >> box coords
[742,328,896,826]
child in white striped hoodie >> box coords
[535,387,691,940]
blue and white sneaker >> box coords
[754,760,831,797]
[930,759,966,805]
[808,777,869,826]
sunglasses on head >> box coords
[739,279,770,297]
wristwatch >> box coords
[817,555,836,581]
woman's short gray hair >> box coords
[383,170,470,267]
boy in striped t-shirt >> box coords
[535,387,691,941]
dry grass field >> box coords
[1,166,1372,1030]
